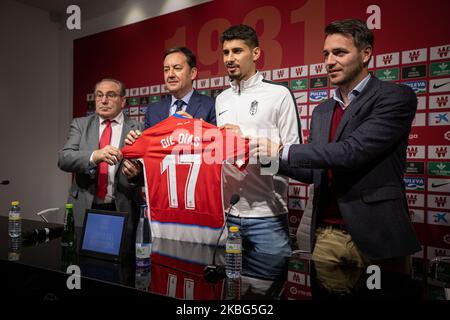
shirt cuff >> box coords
[281,144,291,162]
[89,152,97,167]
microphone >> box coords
[204,194,240,283]
[229,194,240,207]
[1,180,9,185]
[22,226,64,246]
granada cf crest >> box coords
[249,100,258,115]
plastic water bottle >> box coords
[8,236,21,261]
[136,204,152,269]
[135,265,151,291]
[225,277,241,300]
[8,201,22,238]
[225,226,242,278]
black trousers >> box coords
[91,202,117,212]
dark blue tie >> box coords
[174,99,184,113]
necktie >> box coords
[96,119,112,200]
[174,99,184,113]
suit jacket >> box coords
[57,113,145,250]
[279,77,421,260]
[144,90,216,128]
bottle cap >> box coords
[66,203,73,209]
[11,201,19,206]
[229,226,239,232]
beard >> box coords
[329,62,364,87]
[228,73,241,81]
[226,63,243,82]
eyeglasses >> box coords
[95,91,121,100]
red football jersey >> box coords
[122,115,248,244]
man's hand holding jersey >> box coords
[175,110,193,119]
[219,124,283,162]
[92,145,123,165]
[250,137,282,160]
[219,123,244,137]
[124,129,142,146]
[122,129,143,179]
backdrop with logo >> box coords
[73,0,450,279]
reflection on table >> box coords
[1,217,448,300]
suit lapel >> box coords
[333,77,380,142]
[157,97,172,120]
[116,114,140,178]
[87,114,100,149]
[119,114,139,148]
[317,100,335,144]
[185,91,201,117]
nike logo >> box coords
[295,95,305,101]
[219,110,229,116]
[433,82,450,89]
[432,182,450,188]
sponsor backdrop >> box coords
[74,0,450,283]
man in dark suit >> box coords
[58,78,144,250]
[144,47,215,128]
[123,47,215,177]
[131,47,215,131]
[253,19,420,272]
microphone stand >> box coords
[204,194,240,282]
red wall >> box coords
[74,0,450,267]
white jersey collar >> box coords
[230,71,262,93]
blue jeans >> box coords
[227,215,292,257]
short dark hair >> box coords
[164,47,197,69]
[325,19,374,51]
[220,24,259,49]
[95,78,126,97]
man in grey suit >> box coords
[253,19,420,272]
[58,78,144,249]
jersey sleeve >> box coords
[121,132,149,159]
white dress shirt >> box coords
[169,89,194,115]
[90,112,124,204]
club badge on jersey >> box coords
[249,100,258,115]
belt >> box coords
[92,202,117,212]
[318,223,348,232]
